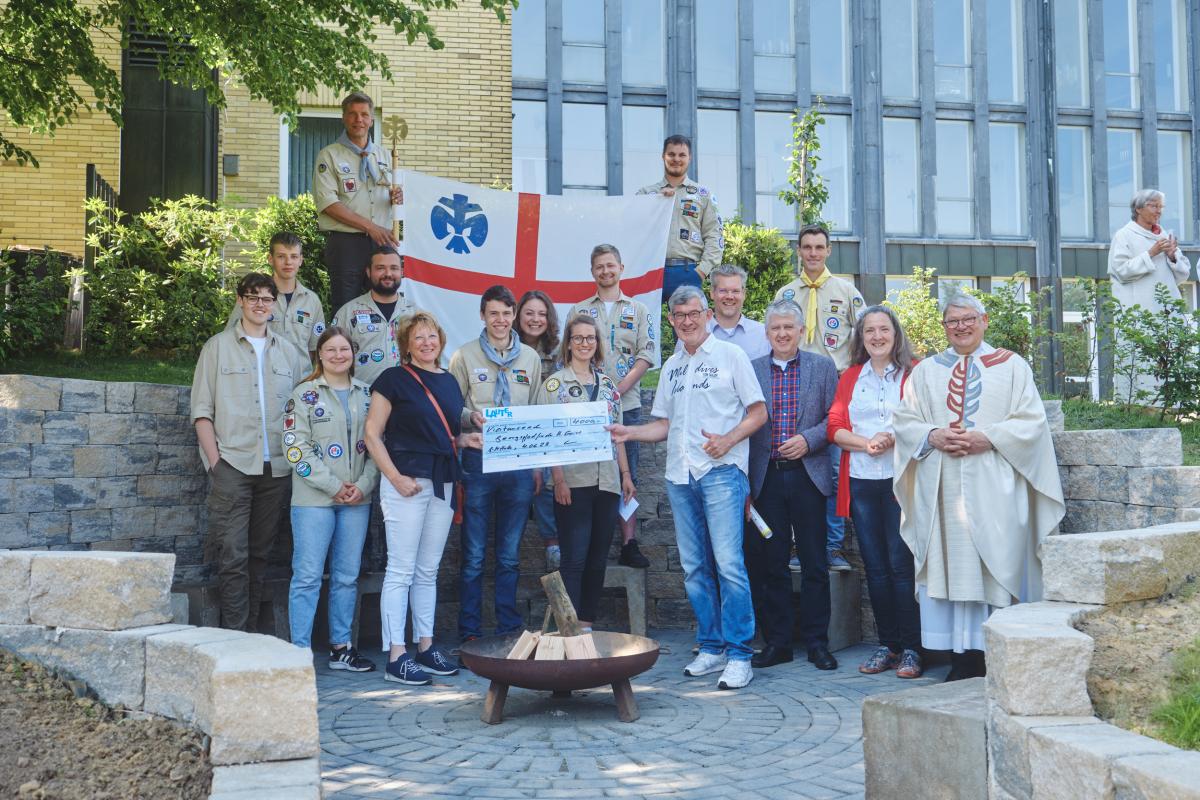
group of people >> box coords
[190,90,1070,694]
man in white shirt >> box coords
[609,285,766,690]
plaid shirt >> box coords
[769,354,803,458]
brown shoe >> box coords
[896,649,923,679]
[859,646,900,674]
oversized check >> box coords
[482,401,614,473]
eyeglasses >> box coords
[241,294,276,307]
[670,310,705,323]
[569,335,598,345]
[943,315,979,329]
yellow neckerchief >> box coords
[799,267,832,343]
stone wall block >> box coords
[0,443,31,477]
[9,479,56,514]
[41,411,88,444]
[73,445,117,477]
[95,477,140,509]
[0,514,30,547]
[69,509,113,543]
[134,383,180,414]
[1112,751,1200,800]
[128,413,159,444]
[113,444,159,476]
[984,603,1096,717]
[1051,429,1183,467]
[1127,467,1200,509]
[1066,465,1098,500]
[1027,723,1176,800]
[862,678,987,800]
[0,408,45,443]
[156,445,202,475]
[156,414,197,445]
[0,375,62,410]
[105,382,136,413]
[1042,399,1064,432]
[51,477,99,510]
[175,386,192,417]
[1043,523,1200,604]
[0,551,35,623]
[28,551,174,630]
[60,378,106,412]
[112,506,159,539]
[29,444,75,477]
[208,758,322,798]
[0,479,11,514]
[987,701,1103,800]
[87,413,133,445]
[137,474,206,506]
[26,511,69,547]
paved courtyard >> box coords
[315,630,946,799]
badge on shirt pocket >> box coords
[342,178,357,193]
[473,367,490,383]
[511,369,530,385]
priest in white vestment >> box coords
[892,291,1064,681]
[1107,189,1192,400]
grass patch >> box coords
[1151,637,1200,750]
[1059,397,1200,466]
[1,350,196,385]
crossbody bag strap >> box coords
[401,364,457,456]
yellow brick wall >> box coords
[1,6,511,257]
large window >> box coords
[623,106,664,195]
[754,111,795,231]
[754,0,795,94]
[1154,0,1189,112]
[1057,126,1093,239]
[883,118,921,235]
[1103,0,1139,109]
[511,0,545,81]
[822,115,851,232]
[622,0,665,86]
[935,120,974,236]
[934,0,972,101]
[810,0,849,95]
[562,3,605,83]
[1054,0,1089,107]
[697,109,740,215]
[1158,131,1194,240]
[696,0,738,91]
[512,100,547,194]
[562,103,607,194]
[987,0,1024,103]
[1107,129,1140,235]
[881,0,918,101]
[990,123,1027,237]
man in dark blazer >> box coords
[746,299,840,670]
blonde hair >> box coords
[397,310,447,365]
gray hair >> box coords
[1130,189,1165,220]
[764,299,805,328]
[709,263,748,288]
[590,243,622,265]
[940,289,986,317]
[341,92,374,112]
[667,284,708,311]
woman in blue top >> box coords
[365,310,482,686]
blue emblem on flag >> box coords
[430,193,489,254]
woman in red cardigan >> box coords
[827,305,922,678]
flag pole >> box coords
[384,115,409,242]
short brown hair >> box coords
[558,313,606,371]
[302,326,355,383]
[341,92,374,113]
[798,223,831,246]
[397,310,447,365]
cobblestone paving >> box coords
[316,630,946,799]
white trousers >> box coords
[379,479,454,649]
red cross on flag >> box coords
[401,170,674,360]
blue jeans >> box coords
[459,447,535,640]
[665,464,755,661]
[288,503,371,649]
[532,468,557,543]
[663,262,703,301]
[827,443,845,553]
[850,477,920,652]
[622,408,641,484]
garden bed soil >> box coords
[1080,578,1200,743]
[0,649,211,799]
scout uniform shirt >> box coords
[567,293,657,413]
[773,272,865,372]
[225,280,326,358]
[533,367,622,493]
[313,140,393,231]
[636,178,725,279]
[331,291,415,386]
[448,338,543,431]
[191,322,310,477]
[284,376,379,507]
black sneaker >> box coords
[415,645,460,676]
[619,539,650,568]
[384,653,432,686]
[329,645,376,672]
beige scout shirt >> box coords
[448,338,543,431]
[226,280,326,358]
[285,377,379,507]
[313,140,393,232]
[773,273,865,372]
[533,367,622,493]
[191,323,310,477]
[567,293,657,413]
[331,291,415,387]
[636,178,724,278]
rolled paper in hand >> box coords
[748,505,773,539]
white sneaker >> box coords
[683,652,727,677]
[717,659,753,690]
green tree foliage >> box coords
[0,249,74,363]
[247,194,330,310]
[723,220,795,321]
[0,0,516,166]
[884,267,946,357]
[778,100,832,230]
[1112,284,1200,418]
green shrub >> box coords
[82,196,248,356]
[246,194,329,309]
[884,267,946,357]
[1113,284,1200,418]
[0,248,74,363]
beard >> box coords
[369,277,399,297]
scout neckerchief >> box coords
[479,329,521,407]
[336,132,383,184]
[800,267,833,344]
